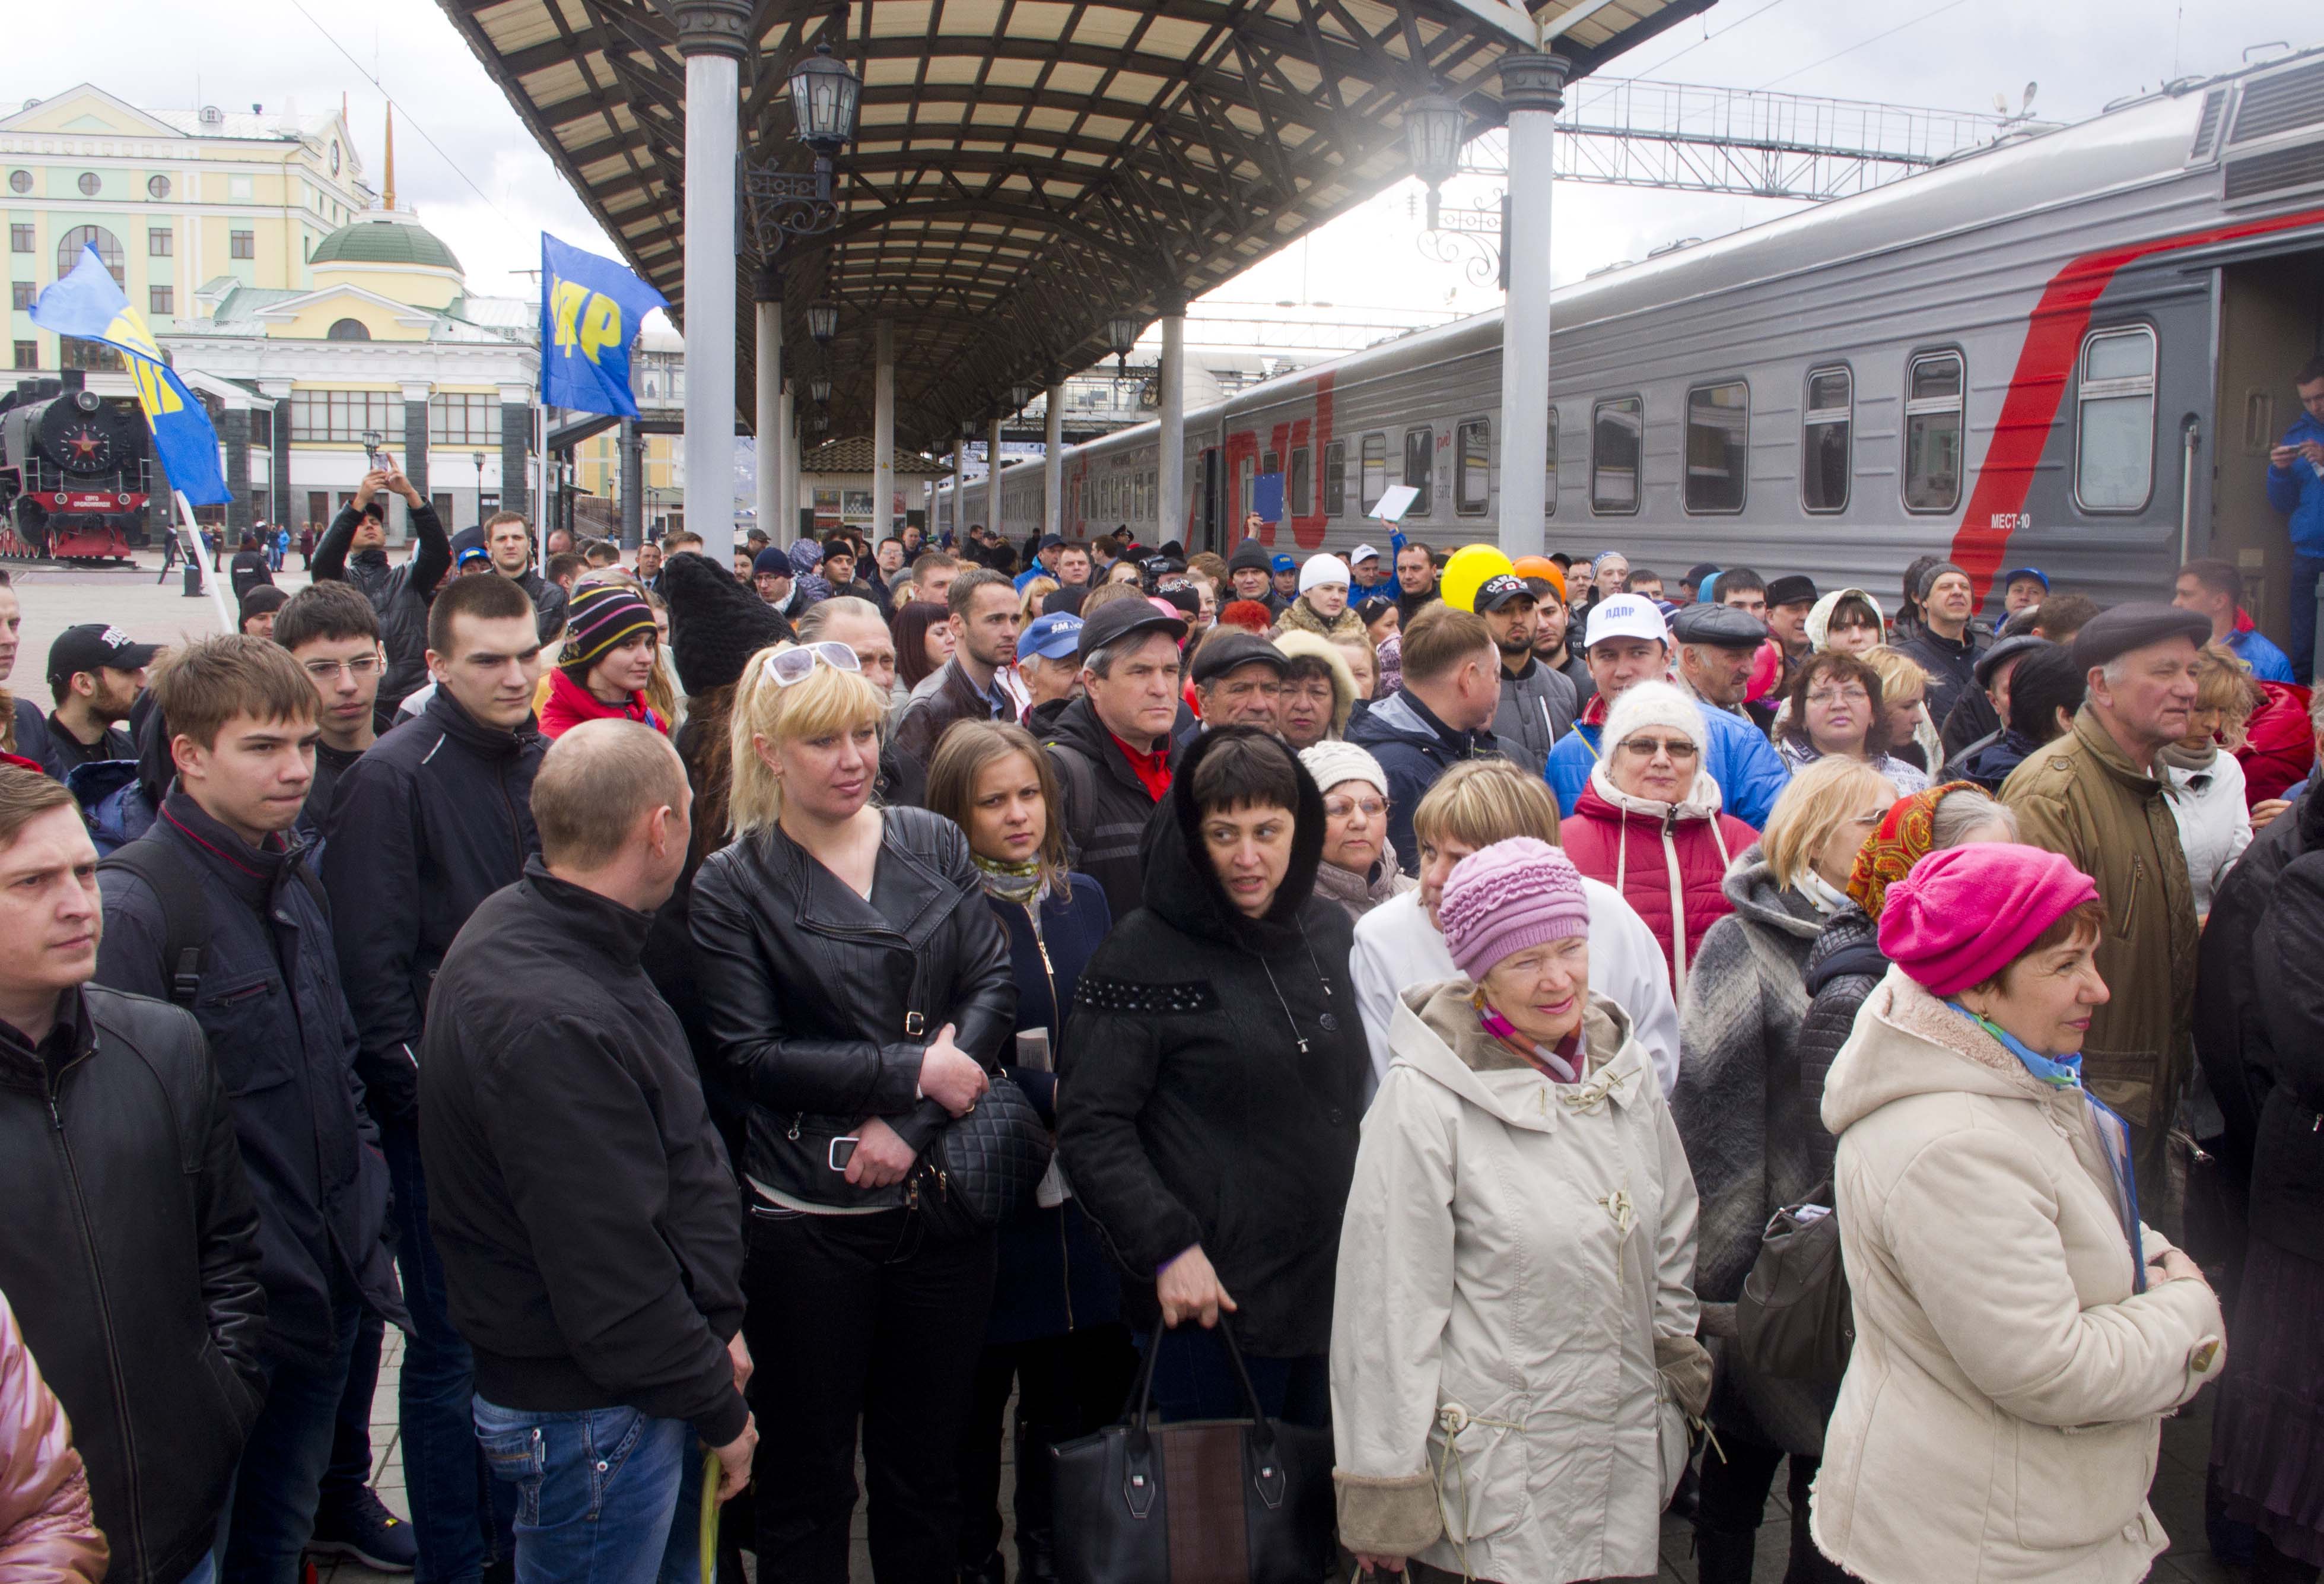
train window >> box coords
[1290,446,1311,516]
[1261,450,1280,478]
[1684,382,1749,514]
[56,225,123,286]
[1323,440,1346,517]
[1801,367,1852,513]
[2075,326,2157,513]
[1902,351,1964,513]
[1403,426,1433,516]
[1360,434,1388,513]
[1456,419,1491,516]
[1592,396,1643,515]
[1546,408,1559,519]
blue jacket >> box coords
[2227,623,2297,684]
[2269,411,2324,558]
[1545,693,1791,828]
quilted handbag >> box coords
[1050,1325,1337,1584]
[1736,1183,1854,1387]
[906,1071,1051,1242]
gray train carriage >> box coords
[936,45,2324,635]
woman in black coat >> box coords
[689,641,1015,1584]
[1057,726,1369,1426]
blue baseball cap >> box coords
[1017,611,1086,663]
[2001,566,2049,591]
[1271,554,1297,574]
[455,544,490,568]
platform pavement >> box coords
[5,550,313,701]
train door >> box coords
[2211,250,2324,643]
[1200,447,1222,554]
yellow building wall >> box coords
[275,291,428,341]
[308,260,461,311]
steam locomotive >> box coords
[0,372,152,561]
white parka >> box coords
[1331,982,1705,1584]
[1813,966,2227,1584]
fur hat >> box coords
[659,551,793,695]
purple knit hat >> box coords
[1877,843,2100,996]
[1439,837,1591,980]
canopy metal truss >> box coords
[437,0,1717,450]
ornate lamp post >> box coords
[1404,95,1468,228]
[1104,315,1143,379]
[742,43,864,258]
[807,299,840,347]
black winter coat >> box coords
[1346,688,1505,877]
[322,689,546,1120]
[1039,693,1177,923]
[689,805,1016,1210]
[1891,625,1990,731]
[421,863,748,1445]
[514,568,571,646]
[311,501,452,712]
[1057,728,1368,1358]
[95,795,404,1363]
[1796,901,1887,1186]
[0,986,268,1584]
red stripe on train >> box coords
[1950,204,2324,600]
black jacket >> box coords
[322,689,546,1120]
[96,796,403,1363]
[0,986,268,1584]
[1057,728,1368,1358]
[1944,727,2043,793]
[1797,901,1887,1186]
[1892,624,1991,731]
[37,713,133,781]
[1039,694,1177,923]
[312,502,452,712]
[1939,685,2001,763]
[688,806,1016,1210]
[228,550,274,602]
[514,568,571,646]
[1347,688,1504,876]
[421,863,748,1444]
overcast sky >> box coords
[11,0,2311,347]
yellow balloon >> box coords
[1439,544,1517,612]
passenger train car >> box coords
[934,46,2324,635]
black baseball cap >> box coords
[47,623,160,686]
[1472,573,1537,615]
[1076,596,1186,662]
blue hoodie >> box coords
[2267,409,2324,558]
[1544,689,1791,829]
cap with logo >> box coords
[1582,593,1671,652]
[1271,554,1298,575]
[1349,542,1382,567]
[47,624,160,687]
[1017,612,1086,663]
[1472,574,1537,615]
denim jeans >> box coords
[473,1399,702,1584]
[318,1312,387,1512]
[220,1296,364,1583]
[2290,553,2324,685]
[179,1557,215,1584]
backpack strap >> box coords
[97,839,209,1007]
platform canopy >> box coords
[440,0,1715,450]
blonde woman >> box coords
[1862,646,1945,775]
[687,641,1016,1582]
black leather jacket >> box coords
[688,806,1015,1209]
[0,986,268,1584]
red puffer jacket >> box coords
[2236,681,2313,807]
[0,1289,106,1581]
[1561,767,1757,1008]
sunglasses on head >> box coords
[764,641,863,687]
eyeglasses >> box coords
[1322,795,1388,820]
[1617,735,1699,759]
[764,641,863,687]
[302,655,380,681]
[1805,685,1870,706]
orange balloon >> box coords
[1511,555,1566,601]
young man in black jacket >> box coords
[94,635,408,1582]
[422,720,755,1577]
[0,764,269,1584]
[484,510,571,646]
[309,458,452,715]
[322,572,548,1582]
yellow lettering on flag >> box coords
[122,351,183,427]
[549,278,589,357]
[101,306,163,361]
[579,293,622,364]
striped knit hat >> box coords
[559,582,657,675]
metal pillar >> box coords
[875,319,896,540]
[778,382,796,538]
[1042,380,1063,537]
[952,440,967,539]
[1157,300,1185,545]
[619,418,644,547]
[985,415,1003,537]
[221,408,252,536]
[497,385,532,521]
[754,265,783,546]
[675,0,747,547]
[1494,53,1568,558]
[400,380,431,539]
[267,389,293,539]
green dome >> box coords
[310,216,462,274]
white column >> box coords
[777,380,796,539]
[755,269,783,545]
[985,415,1004,534]
[1158,300,1186,545]
[1493,53,1568,559]
[953,439,968,538]
[874,319,896,542]
[677,3,745,549]
[1042,381,1064,537]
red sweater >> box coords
[539,667,667,739]
[1560,774,1757,1002]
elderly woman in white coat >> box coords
[1816,842,2226,1584]
[1331,839,1707,1584]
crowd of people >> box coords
[0,418,2317,1584]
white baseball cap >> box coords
[1584,592,1671,651]
[1349,542,1381,567]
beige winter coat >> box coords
[1812,966,2226,1584]
[1331,981,1708,1584]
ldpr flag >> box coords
[30,244,228,504]
[539,233,669,418]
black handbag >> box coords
[905,1071,1051,1242]
[1050,1325,1336,1584]
[1736,1183,1855,1387]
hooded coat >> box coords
[1560,764,1757,1008]
[2234,680,2315,806]
[1056,729,1369,1358]
[1812,966,2224,1584]
[1330,983,1704,1584]
[1274,597,1369,645]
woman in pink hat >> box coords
[1813,842,2226,1584]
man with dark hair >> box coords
[424,722,755,1578]
[36,624,155,778]
[1622,567,1665,602]
[485,511,570,645]
[2175,557,2294,682]
[1349,603,1506,874]
[913,550,964,609]
[2032,593,2099,645]
[1188,630,1288,735]
[1015,533,1067,592]
[636,538,665,588]
[1893,560,1992,725]
[582,539,620,570]
[0,762,269,1584]
[1528,576,1593,710]
[1041,599,1188,918]
[2268,354,2324,682]
[1714,566,1767,619]
[545,525,576,558]
[1394,539,1439,627]
[95,637,406,1581]
[311,459,452,715]
[1476,574,1575,778]
[543,551,587,595]
[1945,640,2077,791]
[895,567,1026,767]
[323,572,548,1582]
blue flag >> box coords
[30,245,228,505]
[539,233,669,418]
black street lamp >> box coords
[743,41,863,258]
[1404,94,1467,228]
[1104,315,1143,379]
[809,375,832,404]
[807,300,839,347]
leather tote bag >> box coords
[1736,1185,1855,1387]
[1051,1324,1336,1584]
[905,1071,1051,1242]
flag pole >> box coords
[173,490,237,634]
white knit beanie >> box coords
[1299,554,1352,595]
[1600,679,1706,756]
[1298,740,1388,800]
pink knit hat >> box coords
[1439,837,1591,980]
[1877,843,2100,996]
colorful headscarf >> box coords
[1845,779,1981,919]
